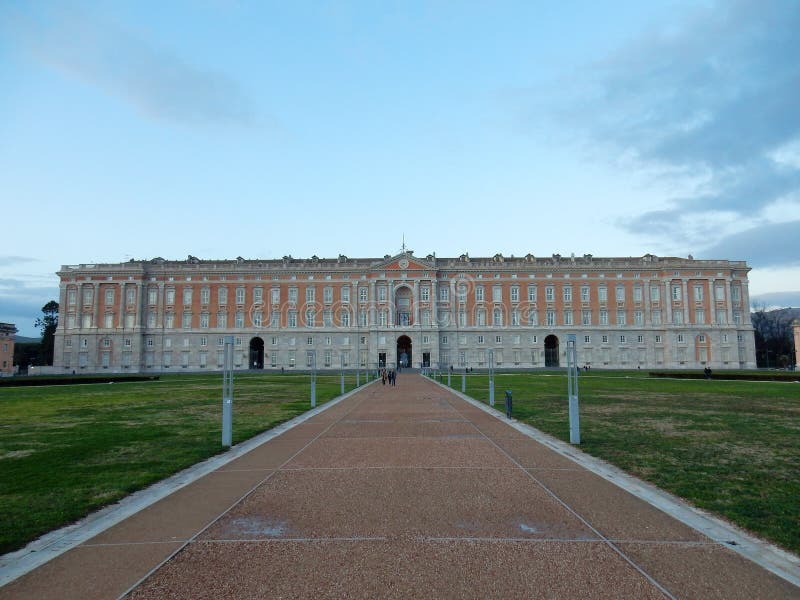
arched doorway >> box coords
[249,337,264,369]
[397,335,412,368]
[544,335,559,367]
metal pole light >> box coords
[310,350,317,408]
[340,353,345,394]
[222,335,234,447]
[566,334,580,444]
[488,348,495,406]
[462,360,467,393]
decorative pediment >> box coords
[372,253,434,271]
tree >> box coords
[35,300,59,366]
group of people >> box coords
[381,368,397,386]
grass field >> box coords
[0,372,363,555]
[435,370,800,555]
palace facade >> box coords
[53,252,756,373]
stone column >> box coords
[682,279,689,324]
[726,279,735,325]
[369,280,376,326]
[793,321,800,369]
[389,281,395,327]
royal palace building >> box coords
[53,251,757,373]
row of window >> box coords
[67,330,745,354]
[67,281,745,309]
[63,305,746,330]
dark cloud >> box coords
[546,0,800,266]
[698,221,800,267]
[7,5,254,125]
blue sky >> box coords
[2,0,799,337]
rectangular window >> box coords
[716,310,727,324]
[126,287,136,306]
[147,288,157,305]
[217,313,227,328]
[289,287,299,303]
[218,287,228,305]
[602,335,608,344]
[715,285,725,301]
[672,285,682,301]
[584,335,591,344]
[563,286,572,302]
[511,310,520,326]
[341,287,350,303]
[378,286,387,301]
[103,313,113,328]
[421,286,430,301]
[564,311,573,325]
[307,336,314,345]
[527,285,537,302]
[598,287,608,302]
[616,285,625,302]
[673,310,684,324]
[495,335,502,344]
[165,313,174,328]
[476,309,486,326]
[545,286,555,302]
[476,286,484,302]
[510,287,519,302]
[528,310,538,326]
[637,335,644,343]
[652,310,661,325]
[617,310,626,326]
[83,287,94,305]
[581,286,590,302]
[655,335,662,343]
[166,288,175,305]
[306,308,316,327]
[493,308,503,326]
[694,285,704,301]
[201,287,210,304]
[440,287,450,301]
[235,311,244,328]
[695,310,705,324]
[633,286,643,302]
[200,313,210,328]
[271,288,280,304]
[306,287,316,302]
[236,287,246,304]
[582,310,591,325]
[546,310,555,326]
[650,285,660,301]
[599,310,608,325]
[68,288,77,305]
[492,286,502,302]
[183,287,193,305]
[619,335,626,343]
[359,287,368,302]
[634,310,643,325]
[104,289,114,305]
[182,313,192,329]
[254,287,263,304]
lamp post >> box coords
[222,335,234,447]
[566,334,580,444]
[488,348,495,406]
[309,349,317,407]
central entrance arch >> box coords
[397,335,412,368]
[249,337,264,369]
[544,334,559,367]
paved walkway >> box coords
[2,374,798,599]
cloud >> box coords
[6,5,254,125]
[0,256,40,267]
[699,221,800,267]
[749,291,800,310]
[541,0,800,266]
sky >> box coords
[2,0,799,337]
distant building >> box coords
[53,251,757,373]
[0,322,17,376]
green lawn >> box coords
[0,372,361,555]
[435,370,800,555]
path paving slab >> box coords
[2,374,798,599]
[127,539,666,600]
